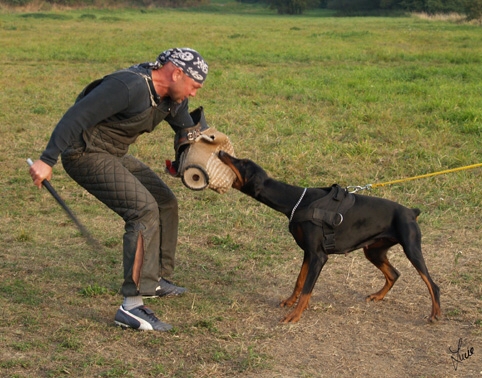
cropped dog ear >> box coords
[242,167,268,197]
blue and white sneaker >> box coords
[114,305,172,331]
[143,278,187,298]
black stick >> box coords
[27,158,101,250]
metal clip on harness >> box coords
[346,184,372,193]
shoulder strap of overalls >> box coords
[118,69,160,107]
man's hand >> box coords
[29,159,53,189]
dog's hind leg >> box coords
[364,241,400,302]
[400,224,441,321]
[415,268,441,321]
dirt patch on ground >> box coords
[215,241,481,378]
[168,229,481,378]
[1,206,480,378]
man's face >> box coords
[169,70,203,103]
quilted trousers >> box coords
[62,152,178,297]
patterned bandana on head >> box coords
[157,48,208,84]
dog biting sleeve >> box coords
[177,127,236,194]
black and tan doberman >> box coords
[218,151,441,324]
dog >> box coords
[218,151,441,324]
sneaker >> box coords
[143,278,187,298]
[114,305,172,331]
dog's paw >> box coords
[280,311,302,324]
[280,297,296,308]
[428,309,441,323]
[365,293,385,302]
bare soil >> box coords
[2,209,480,377]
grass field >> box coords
[1,4,481,377]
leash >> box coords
[347,162,482,193]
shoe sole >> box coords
[114,320,172,332]
[115,320,133,329]
[142,292,186,298]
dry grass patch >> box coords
[1,9,481,377]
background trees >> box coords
[1,0,481,19]
[262,0,482,17]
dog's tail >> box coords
[412,208,421,220]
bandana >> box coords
[156,48,208,84]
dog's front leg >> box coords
[281,250,328,323]
[280,253,309,308]
[281,292,312,323]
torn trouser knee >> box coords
[121,208,160,297]
[119,155,179,279]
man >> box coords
[29,48,209,331]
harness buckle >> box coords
[347,184,372,193]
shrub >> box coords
[268,0,321,14]
[2,0,34,5]
[464,0,482,20]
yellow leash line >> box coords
[371,163,482,188]
[347,163,482,193]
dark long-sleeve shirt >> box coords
[40,66,195,166]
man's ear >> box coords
[172,68,184,82]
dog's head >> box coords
[218,151,268,197]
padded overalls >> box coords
[61,70,179,297]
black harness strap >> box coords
[291,184,355,253]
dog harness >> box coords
[290,184,355,253]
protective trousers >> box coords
[59,70,179,297]
[62,152,178,297]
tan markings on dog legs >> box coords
[132,232,144,290]
[366,260,400,302]
[418,271,441,321]
[281,293,312,323]
[363,246,400,302]
[280,259,309,308]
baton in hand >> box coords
[27,158,101,249]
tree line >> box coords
[2,0,481,19]
[1,0,208,7]
[250,0,482,18]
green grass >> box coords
[0,5,481,377]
